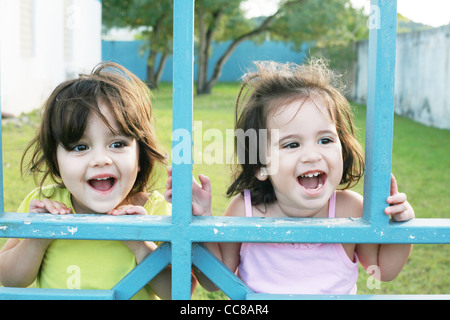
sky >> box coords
[242,0,450,28]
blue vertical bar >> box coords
[172,0,193,225]
[363,0,397,226]
[171,239,193,300]
[171,0,194,299]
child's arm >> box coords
[0,199,65,287]
[357,174,415,281]
[0,238,52,287]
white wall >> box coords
[352,25,450,130]
[0,0,101,116]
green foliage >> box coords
[269,0,367,47]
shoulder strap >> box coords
[328,191,336,218]
[243,189,253,217]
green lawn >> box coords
[1,82,449,298]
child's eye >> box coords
[318,138,333,145]
[71,144,88,152]
[110,141,127,149]
[283,142,300,149]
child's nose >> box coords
[89,149,113,167]
[299,146,322,163]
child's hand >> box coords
[385,174,415,221]
[164,166,213,216]
[107,205,147,216]
[163,166,173,203]
[29,199,72,215]
[192,174,212,216]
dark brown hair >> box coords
[227,59,364,206]
[22,62,166,196]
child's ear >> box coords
[255,167,269,181]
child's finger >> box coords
[29,199,44,208]
[41,199,69,214]
[54,202,71,214]
[109,205,147,215]
[29,200,47,213]
[191,176,202,193]
[42,199,58,214]
[198,174,211,192]
[387,192,407,205]
[166,176,172,189]
[386,204,414,221]
[385,202,407,216]
[163,189,173,203]
[390,173,399,196]
[126,206,147,215]
[109,205,133,215]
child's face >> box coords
[263,98,343,217]
[56,103,140,213]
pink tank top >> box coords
[238,190,358,295]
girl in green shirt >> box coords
[0,62,188,299]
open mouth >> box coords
[297,171,326,191]
[87,177,117,192]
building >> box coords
[0,0,101,116]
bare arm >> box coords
[0,238,52,287]
[357,174,415,281]
[0,199,70,287]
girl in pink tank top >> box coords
[166,60,415,295]
[239,190,358,294]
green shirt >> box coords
[17,185,171,300]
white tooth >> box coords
[307,174,313,178]
[314,172,320,177]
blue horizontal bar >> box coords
[190,217,450,244]
[0,287,115,300]
[1,213,449,244]
[0,212,173,241]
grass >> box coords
[1,82,449,298]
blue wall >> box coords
[102,40,307,82]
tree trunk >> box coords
[197,7,208,95]
[196,8,224,95]
[147,50,158,88]
[147,51,168,89]
[196,9,280,95]
[154,53,167,86]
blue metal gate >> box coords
[0,0,449,300]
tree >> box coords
[195,0,368,95]
[102,0,173,88]
[102,0,367,93]
[196,0,251,95]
